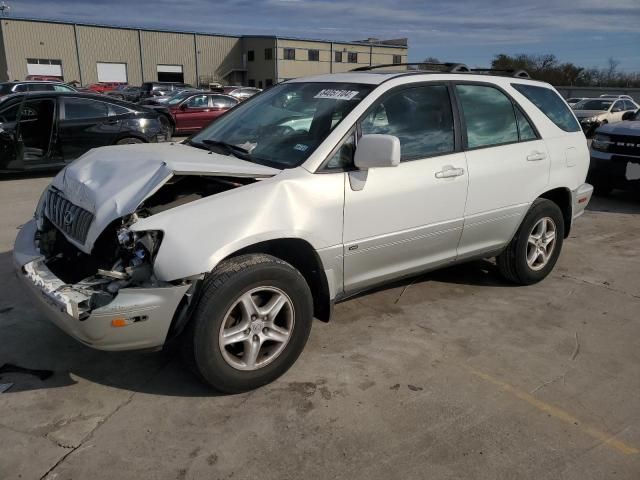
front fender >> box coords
[130,168,345,281]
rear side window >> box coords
[29,83,55,92]
[515,108,537,141]
[63,98,109,120]
[511,83,580,132]
[456,85,518,149]
[211,95,237,108]
[361,85,455,161]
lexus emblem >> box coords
[63,210,74,226]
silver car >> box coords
[14,70,592,392]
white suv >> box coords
[14,67,593,392]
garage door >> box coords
[157,64,184,83]
[27,59,63,78]
[97,62,127,83]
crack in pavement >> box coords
[39,356,176,480]
[560,274,640,301]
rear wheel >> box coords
[497,199,565,285]
[182,254,313,393]
[159,115,174,141]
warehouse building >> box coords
[0,18,408,87]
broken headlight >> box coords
[591,133,612,152]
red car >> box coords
[147,91,239,136]
[84,82,126,93]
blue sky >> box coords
[7,0,640,71]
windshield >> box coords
[574,99,613,111]
[188,82,373,168]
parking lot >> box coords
[0,173,638,479]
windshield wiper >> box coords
[201,139,251,159]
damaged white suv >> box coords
[15,68,593,392]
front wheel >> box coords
[497,199,565,285]
[182,254,313,393]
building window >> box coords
[334,51,343,63]
[308,49,320,61]
[393,55,402,64]
[258,80,263,89]
[284,48,296,60]
[264,48,273,60]
[248,79,256,87]
[26,58,63,79]
[265,79,273,88]
[247,50,255,62]
[348,52,358,63]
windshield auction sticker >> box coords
[314,89,360,101]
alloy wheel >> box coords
[526,217,557,271]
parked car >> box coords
[566,97,587,107]
[145,91,239,135]
[0,81,77,97]
[106,85,142,102]
[25,75,64,82]
[84,82,126,94]
[226,86,262,101]
[140,82,193,99]
[14,71,592,393]
[0,92,169,172]
[588,108,640,194]
[572,98,639,137]
[139,88,200,106]
[599,94,635,101]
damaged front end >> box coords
[16,172,259,350]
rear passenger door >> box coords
[454,83,549,259]
[343,83,469,292]
[58,97,121,161]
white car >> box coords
[14,68,593,392]
[573,97,640,136]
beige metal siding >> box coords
[0,19,80,82]
[76,26,142,84]
[244,37,276,87]
[140,31,197,84]
[0,23,8,81]
[277,39,331,80]
[195,35,243,84]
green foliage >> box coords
[491,54,640,87]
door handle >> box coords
[435,165,465,179]
[526,151,547,161]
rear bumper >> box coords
[571,183,593,222]
[14,220,189,351]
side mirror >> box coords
[622,111,635,121]
[179,103,188,111]
[354,134,401,169]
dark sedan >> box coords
[0,92,169,172]
[588,109,640,195]
[106,85,142,102]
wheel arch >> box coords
[538,187,572,238]
[227,238,333,322]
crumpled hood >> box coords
[47,142,280,253]
[574,110,606,119]
[596,120,640,136]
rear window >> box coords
[511,84,580,132]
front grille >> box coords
[607,135,640,157]
[44,188,94,243]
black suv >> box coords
[140,82,193,99]
[0,81,77,97]
[0,92,170,172]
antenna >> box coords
[0,1,10,17]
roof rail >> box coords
[470,68,531,79]
[351,63,532,79]
[351,62,470,73]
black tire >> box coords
[496,198,565,285]
[182,254,313,393]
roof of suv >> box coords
[2,80,70,85]
[286,71,548,86]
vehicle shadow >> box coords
[587,191,640,214]
[0,171,56,182]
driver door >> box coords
[174,94,212,133]
[15,97,57,169]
